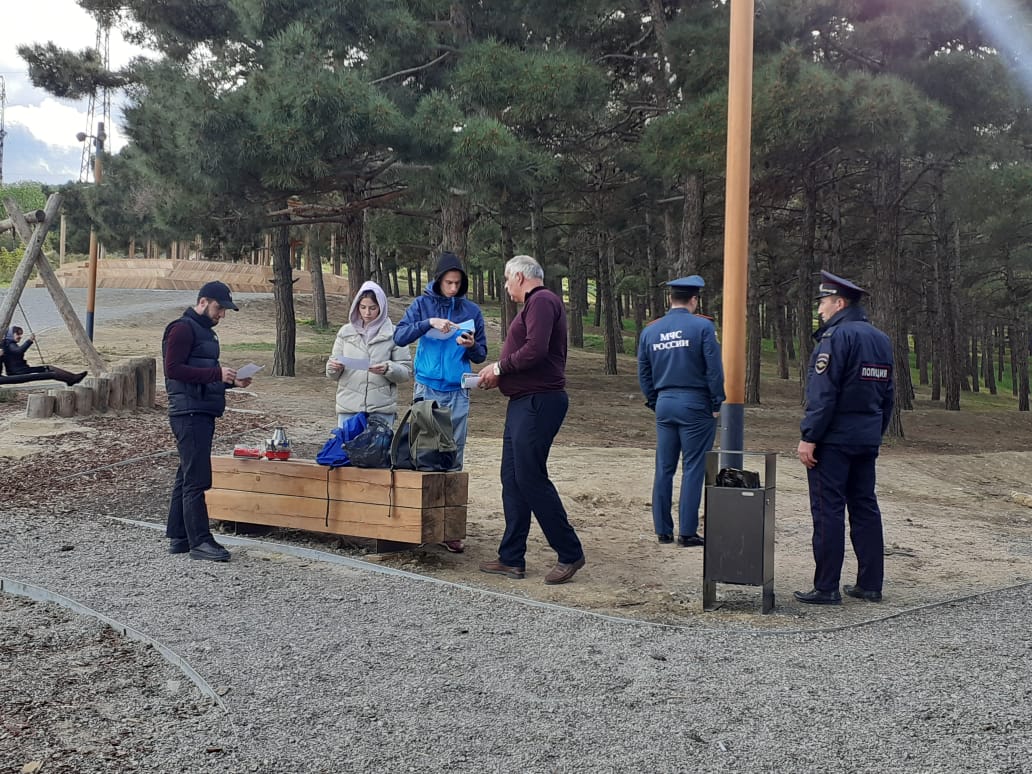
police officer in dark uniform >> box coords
[638,276,725,546]
[794,271,894,605]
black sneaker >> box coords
[676,534,705,547]
[843,584,882,602]
[168,538,190,555]
[793,588,842,605]
[657,534,673,544]
[190,540,230,562]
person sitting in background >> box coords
[0,327,87,385]
[326,281,412,430]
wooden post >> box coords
[127,357,155,409]
[104,371,124,410]
[25,394,55,419]
[0,194,62,334]
[84,375,111,413]
[112,366,137,411]
[2,197,107,374]
[52,389,77,417]
[73,385,94,415]
[59,213,66,265]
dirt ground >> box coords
[3,292,1032,629]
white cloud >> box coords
[1,0,145,181]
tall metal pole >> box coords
[719,0,755,458]
[85,121,105,340]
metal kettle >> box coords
[269,426,290,450]
[270,427,291,452]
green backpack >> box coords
[390,399,459,471]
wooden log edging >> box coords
[22,357,158,419]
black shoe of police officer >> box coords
[190,540,230,562]
[843,584,882,602]
[793,588,842,605]
[169,538,190,555]
[676,534,705,547]
[657,534,673,544]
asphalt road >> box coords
[0,287,271,334]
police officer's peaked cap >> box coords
[666,275,705,291]
[815,270,865,302]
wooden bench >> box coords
[206,456,468,551]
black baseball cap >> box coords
[198,281,239,310]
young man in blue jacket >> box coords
[395,252,488,549]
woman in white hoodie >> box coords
[326,281,412,428]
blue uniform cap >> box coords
[815,270,864,302]
[666,275,705,291]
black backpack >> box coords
[390,399,458,471]
[343,417,394,468]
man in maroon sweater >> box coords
[476,255,586,584]
[162,281,251,562]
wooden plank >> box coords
[207,457,460,544]
[443,472,469,505]
[210,457,442,508]
[443,506,467,542]
[206,489,437,542]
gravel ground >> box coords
[3,385,1032,771]
[3,462,1032,773]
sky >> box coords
[1,0,146,186]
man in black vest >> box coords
[162,281,251,561]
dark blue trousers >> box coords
[167,413,217,547]
[652,393,717,537]
[497,391,584,569]
[807,444,884,593]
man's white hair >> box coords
[505,254,544,280]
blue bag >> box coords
[316,413,368,468]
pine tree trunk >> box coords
[272,221,296,377]
[662,205,677,283]
[868,155,908,436]
[331,229,341,276]
[771,273,790,380]
[983,322,997,395]
[441,191,471,261]
[307,229,328,330]
[676,173,703,277]
[499,211,517,340]
[969,333,979,393]
[343,212,365,297]
[997,325,1006,383]
[931,349,942,401]
[568,250,585,349]
[1010,326,1019,396]
[1014,324,1030,411]
[795,171,818,404]
[645,209,664,320]
[598,235,620,375]
[745,248,761,405]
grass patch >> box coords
[298,318,338,335]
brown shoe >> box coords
[479,559,525,580]
[544,557,586,585]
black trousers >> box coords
[497,391,583,568]
[167,413,217,547]
[807,444,884,593]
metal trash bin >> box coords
[702,451,776,614]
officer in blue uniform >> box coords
[638,276,725,546]
[794,271,894,605]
